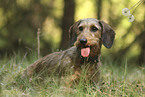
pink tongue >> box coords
[81,47,90,57]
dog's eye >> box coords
[79,26,83,31]
[91,26,98,32]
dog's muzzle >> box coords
[79,38,90,58]
[80,38,87,45]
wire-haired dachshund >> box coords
[23,18,115,86]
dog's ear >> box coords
[99,20,115,48]
[69,20,81,46]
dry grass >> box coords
[0,54,145,97]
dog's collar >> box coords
[76,48,99,64]
[78,56,99,65]
[88,56,99,63]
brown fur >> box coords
[23,18,115,86]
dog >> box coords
[23,18,115,86]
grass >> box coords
[0,54,145,97]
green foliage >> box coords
[0,0,145,63]
[0,54,145,96]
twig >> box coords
[132,0,144,14]
[20,52,28,65]
[37,28,40,59]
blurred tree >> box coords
[0,0,53,56]
[93,0,145,65]
[96,0,102,20]
[112,2,145,65]
[59,0,75,50]
[0,0,144,66]
[138,9,145,65]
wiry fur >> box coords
[22,18,115,86]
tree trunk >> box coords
[138,34,145,65]
[59,0,75,50]
[96,0,102,20]
[138,10,145,65]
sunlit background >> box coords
[0,0,145,65]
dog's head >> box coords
[69,18,115,57]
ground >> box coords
[0,54,145,97]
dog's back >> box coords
[23,46,78,78]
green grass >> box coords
[0,54,145,97]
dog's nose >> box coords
[80,38,87,45]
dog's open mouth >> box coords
[81,47,90,57]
